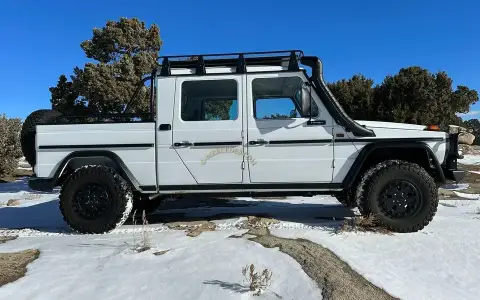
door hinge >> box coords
[241,161,245,169]
[331,160,335,168]
[241,131,244,139]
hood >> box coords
[355,120,427,131]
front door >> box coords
[172,75,244,184]
[245,72,334,183]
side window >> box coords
[252,76,318,120]
[255,98,301,119]
[181,79,238,121]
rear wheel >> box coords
[356,160,438,233]
[59,165,133,234]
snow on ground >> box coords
[452,191,480,200]
[1,177,480,299]
[441,183,469,190]
[459,154,480,166]
[0,230,322,300]
[272,198,480,300]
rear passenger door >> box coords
[172,75,245,184]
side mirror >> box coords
[300,84,312,117]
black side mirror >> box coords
[300,83,312,117]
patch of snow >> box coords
[458,154,480,165]
[453,191,480,200]
[469,170,480,175]
[442,183,470,190]
[0,231,322,300]
[271,199,480,300]
[17,157,31,169]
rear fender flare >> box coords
[51,151,142,192]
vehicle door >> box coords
[245,72,334,183]
[172,75,245,184]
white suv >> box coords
[22,50,464,234]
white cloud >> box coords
[456,110,480,119]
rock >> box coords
[6,199,21,206]
[449,125,468,134]
[458,132,475,145]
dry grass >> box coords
[0,236,18,244]
[166,220,217,237]
[336,215,393,235]
[246,216,280,229]
[0,249,40,287]
[131,210,151,252]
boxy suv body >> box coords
[24,50,464,234]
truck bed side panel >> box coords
[35,123,156,186]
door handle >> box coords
[173,141,192,147]
[159,124,171,131]
[249,139,268,145]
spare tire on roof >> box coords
[20,109,63,167]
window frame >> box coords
[180,78,239,122]
[251,76,318,120]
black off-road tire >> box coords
[59,165,133,234]
[356,160,438,233]
[20,109,62,167]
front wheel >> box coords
[59,165,133,234]
[357,160,438,233]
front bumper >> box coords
[28,176,55,192]
[441,132,465,182]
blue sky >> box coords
[0,0,479,120]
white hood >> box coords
[355,120,427,131]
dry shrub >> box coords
[336,214,393,235]
[166,220,216,237]
[131,210,151,252]
[0,115,22,178]
[242,264,273,296]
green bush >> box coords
[0,114,22,178]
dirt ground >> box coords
[239,227,397,300]
[0,249,40,287]
[0,236,40,287]
[0,168,33,184]
[0,236,17,244]
[439,163,480,197]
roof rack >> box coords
[159,50,304,76]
